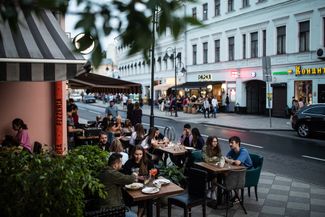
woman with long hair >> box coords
[121,119,133,136]
[123,145,154,217]
[123,145,154,178]
[191,127,205,150]
[109,139,128,165]
[130,123,147,148]
[12,118,32,153]
[202,136,223,163]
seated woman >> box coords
[110,139,128,165]
[130,123,147,149]
[191,127,204,150]
[112,115,123,135]
[202,136,224,164]
[147,127,168,163]
[202,136,225,199]
[122,145,154,217]
[105,122,116,146]
[121,119,133,136]
[12,118,32,153]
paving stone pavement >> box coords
[128,171,325,217]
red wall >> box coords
[0,82,56,150]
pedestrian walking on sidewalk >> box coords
[203,97,210,118]
[211,96,218,118]
[225,94,230,112]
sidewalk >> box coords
[95,101,292,131]
[92,101,325,217]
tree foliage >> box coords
[0,0,201,67]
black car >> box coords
[291,104,325,138]
[83,95,96,103]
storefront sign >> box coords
[294,65,325,76]
[55,81,64,155]
[198,74,212,81]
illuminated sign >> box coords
[198,74,212,81]
[294,65,325,76]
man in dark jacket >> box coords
[99,153,137,217]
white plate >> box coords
[184,147,195,150]
[153,178,171,186]
[125,183,144,190]
[141,187,160,194]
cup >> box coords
[132,168,139,182]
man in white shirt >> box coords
[211,96,218,118]
[203,97,210,118]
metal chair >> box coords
[217,169,247,217]
[244,153,264,201]
[168,168,207,217]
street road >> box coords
[76,103,325,187]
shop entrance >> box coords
[246,80,266,114]
[318,84,325,103]
[272,83,287,117]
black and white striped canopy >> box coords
[0,10,86,81]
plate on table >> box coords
[153,178,171,186]
[125,183,144,190]
[184,147,195,150]
[141,187,160,194]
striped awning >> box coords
[0,10,86,81]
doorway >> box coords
[246,80,266,114]
[272,83,287,117]
[318,84,325,103]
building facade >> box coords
[115,0,325,116]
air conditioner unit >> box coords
[316,47,325,59]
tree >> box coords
[0,0,200,67]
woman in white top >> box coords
[130,123,148,149]
[109,139,128,165]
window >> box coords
[263,30,266,56]
[203,3,208,21]
[251,32,258,58]
[228,0,234,12]
[215,0,220,16]
[193,44,197,65]
[203,42,208,63]
[304,107,325,115]
[299,21,310,52]
[243,34,246,59]
[192,7,197,19]
[277,26,286,54]
[215,39,220,62]
[323,17,325,46]
[228,37,235,61]
[242,0,249,8]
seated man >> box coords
[225,136,253,168]
[179,124,193,147]
[99,153,137,217]
[98,131,110,151]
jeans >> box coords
[213,106,218,117]
[126,210,137,217]
[204,108,210,118]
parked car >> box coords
[69,94,82,102]
[291,103,325,138]
[83,95,96,103]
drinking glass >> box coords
[131,168,139,182]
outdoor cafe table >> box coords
[76,135,98,145]
[158,144,188,166]
[194,162,246,205]
[124,180,184,217]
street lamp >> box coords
[164,48,186,117]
